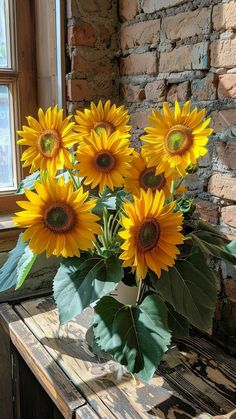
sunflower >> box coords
[74,100,131,140]
[119,189,184,280]
[13,177,101,258]
[141,101,213,177]
[124,150,174,198]
[17,105,78,176]
[76,129,133,193]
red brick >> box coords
[99,24,111,46]
[163,8,210,41]
[218,75,236,99]
[131,110,150,129]
[209,109,236,133]
[195,199,219,225]
[211,39,236,68]
[224,279,236,302]
[191,74,217,101]
[68,23,96,47]
[119,0,138,21]
[120,20,160,50]
[221,206,236,229]
[213,1,236,31]
[215,143,236,170]
[121,84,145,102]
[208,174,236,201]
[66,79,113,101]
[159,42,209,73]
[145,80,166,102]
[120,52,157,76]
[67,0,112,18]
[71,48,113,73]
[167,81,190,102]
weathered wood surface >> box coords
[0,303,86,419]
[0,323,13,419]
[14,296,236,419]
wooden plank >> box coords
[15,297,206,419]
[12,347,64,419]
[0,303,86,419]
[76,405,100,419]
[0,323,13,419]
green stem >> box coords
[67,168,79,189]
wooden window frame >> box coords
[0,0,66,220]
[0,0,38,215]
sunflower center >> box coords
[165,125,192,155]
[140,168,166,191]
[138,218,160,252]
[94,121,115,136]
[44,202,76,233]
[38,129,61,158]
[95,151,115,172]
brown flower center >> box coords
[138,218,160,252]
[38,129,61,158]
[139,167,166,191]
[165,125,192,155]
[95,151,115,173]
[43,202,76,233]
[94,121,115,136]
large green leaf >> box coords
[53,256,124,324]
[167,304,189,338]
[16,171,40,194]
[151,250,217,331]
[93,294,171,382]
[93,189,131,216]
[190,232,236,265]
[0,234,36,292]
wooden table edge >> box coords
[0,303,87,419]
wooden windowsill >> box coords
[0,215,15,231]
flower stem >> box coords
[68,168,79,189]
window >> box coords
[0,0,65,217]
[0,0,37,215]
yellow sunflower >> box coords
[13,177,101,258]
[119,189,184,280]
[124,150,174,198]
[74,100,131,140]
[18,105,78,176]
[141,101,213,177]
[76,129,133,193]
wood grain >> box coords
[0,303,86,419]
[0,324,13,419]
[14,296,219,419]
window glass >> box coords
[0,0,9,68]
[0,84,16,190]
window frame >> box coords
[0,0,38,213]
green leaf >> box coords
[93,189,131,216]
[15,246,37,289]
[151,250,217,331]
[53,255,124,324]
[93,295,171,382]
[225,239,236,256]
[190,232,236,265]
[16,171,40,194]
[0,234,36,292]
[167,304,189,338]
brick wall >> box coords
[66,0,236,349]
[66,0,120,113]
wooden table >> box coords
[0,296,236,419]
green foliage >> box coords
[94,188,130,217]
[151,249,217,331]
[53,255,124,324]
[167,304,189,338]
[0,234,36,292]
[175,198,195,215]
[189,221,236,265]
[16,171,40,194]
[93,294,171,382]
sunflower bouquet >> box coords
[1,100,236,382]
